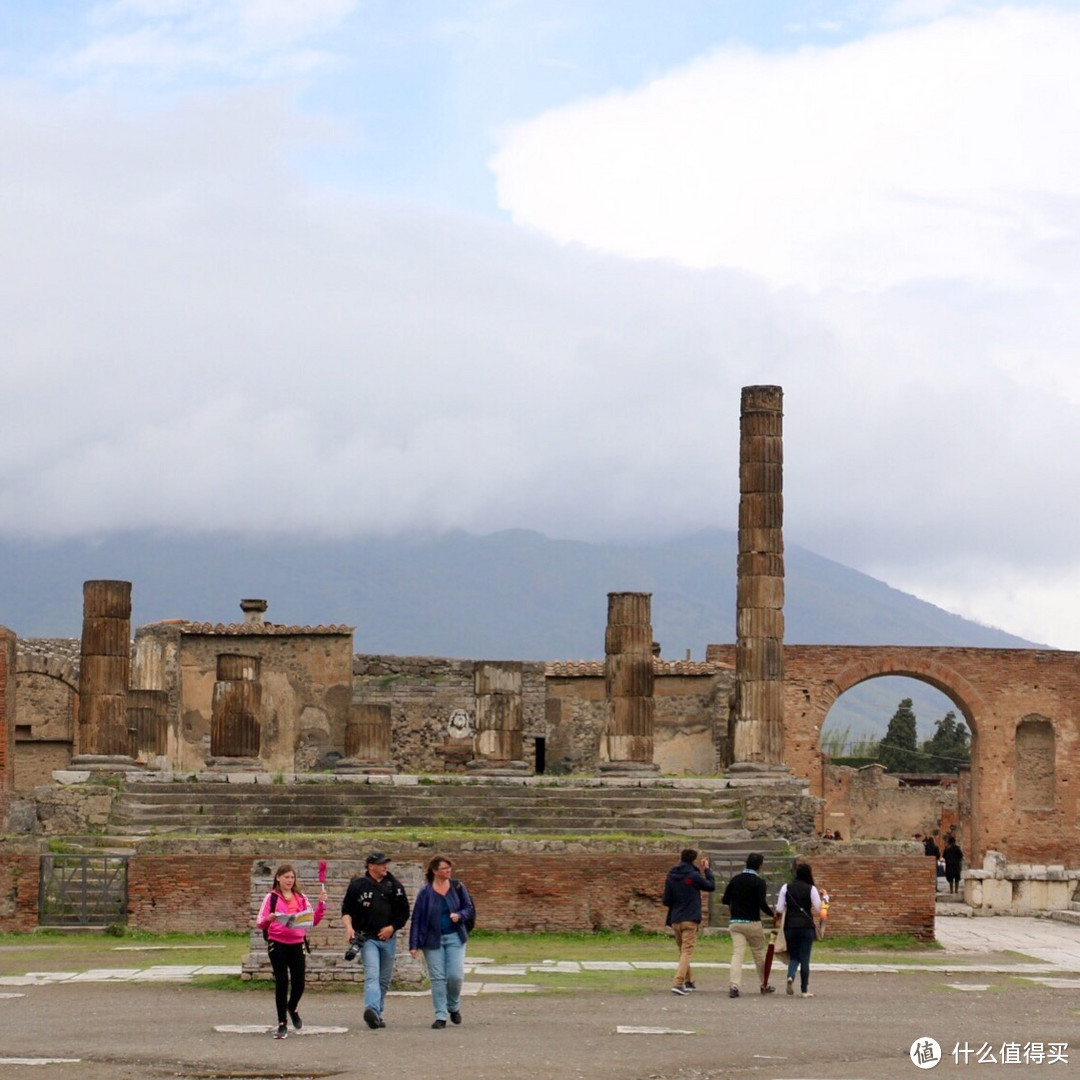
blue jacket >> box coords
[409,879,475,951]
[663,860,715,925]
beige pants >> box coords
[728,920,766,988]
[672,921,698,987]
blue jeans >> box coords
[423,932,466,1020]
[361,934,397,1017]
[785,925,816,992]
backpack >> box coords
[452,879,476,932]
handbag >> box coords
[773,908,789,957]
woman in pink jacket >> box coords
[256,864,327,1039]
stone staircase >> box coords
[105,777,787,852]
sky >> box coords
[2,0,1080,649]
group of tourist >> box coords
[664,848,825,999]
[256,852,475,1038]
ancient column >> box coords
[730,385,788,772]
[335,703,395,774]
[73,580,136,767]
[209,654,263,766]
[468,661,529,774]
[600,591,658,774]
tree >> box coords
[921,711,971,773]
[878,698,921,773]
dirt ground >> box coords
[2,966,1079,1080]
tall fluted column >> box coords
[730,386,788,772]
[73,580,136,767]
[600,591,659,774]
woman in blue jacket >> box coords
[409,855,475,1029]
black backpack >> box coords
[452,879,476,932]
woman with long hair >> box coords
[775,861,822,998]
[408,855,475,1029]
[256,863,327,1039]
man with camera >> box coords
[341,852,411,1030]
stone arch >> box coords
[14,652,81,788]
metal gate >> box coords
[38,854,129,927]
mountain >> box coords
[0,528,1043,743]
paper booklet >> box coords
[272,907,315,929]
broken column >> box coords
[335,703,395,774]
[209,654,263,767]
[600,591,658,774]
[730,385,788,774]
[72,579,137,768]
[468,661,530,774]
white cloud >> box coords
[490,7,1080,293]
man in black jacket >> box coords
[341,852,411,1030]
[721,852,775,998]
[662,848,714,995]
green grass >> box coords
[0,929,249,975]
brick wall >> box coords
[0,853,40,932]
[0,628,15,824]
[119,849,932,939]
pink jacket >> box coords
[256,889,326,946]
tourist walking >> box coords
[776,861,822,998]
[943,836,964,894]
[341,852,410,1031]
[409,855,475,1029]
[721,853,776,998]
[662,848,715,995]
[256,863,327,1039]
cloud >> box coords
[490,7,1080,293]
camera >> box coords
[344,933,367,961]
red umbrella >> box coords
[761,924,785,992]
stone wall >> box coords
[352,656,548,773]
[822,763,959,843]
[965,851,1080,915]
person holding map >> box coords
[256,863,328,1039]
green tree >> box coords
[878,698,921,773]
[921,710,971,773]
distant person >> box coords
[943,836,964,894]
[409,855,475,1029]
[256,863,327,1039]
[923,834,940,859]
[776,861,822,997]
[341,852,410,1031]
[662,848,715,995]
[721,853,775,998]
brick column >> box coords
[0,626,15,826]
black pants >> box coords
[268,940,306,1023]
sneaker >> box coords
[288,1009,302,1030]
[363,1007,380,1030]
[432,1019,447,1029]
[671,985,689,996]
[274,1023,288,1039]
[449,1011,462,1025]
[684,981,696,992]
[377,1017,386,1028]
[729,986,740,998]
[760,984,776,995]
[801,991,815,998]
[786,978,794,996]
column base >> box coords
[598,760,660,776]
[204,756,265,772]
[68,754,142,772]
[465,759,532,776]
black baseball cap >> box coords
[366,851,391,866]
